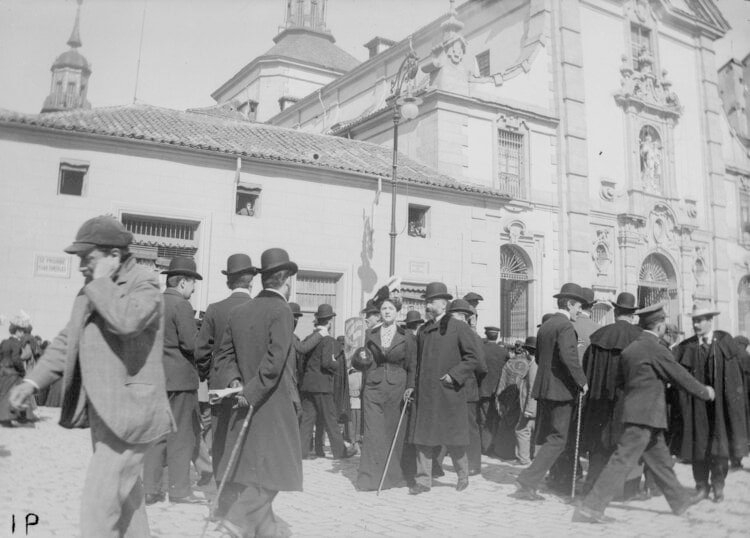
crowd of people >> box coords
[2,214,750,537]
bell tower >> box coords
[41,0,92,113]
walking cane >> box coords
[571,391,583,499]
[377,398,411,496]
[200,403,254,538]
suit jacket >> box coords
[358,324,416,389]
[213,289,301,491]
[573,312,599,363]
[300,333,337,393]
[196,291,251,389]
[621,331,710,429]
[294,331,322,389]
[464,332,488,403]
[27,257,174,444]
[532,311,587,401]
[162,288,199,391]
[479,340,508,398]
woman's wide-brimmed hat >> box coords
[258,248,298,275]
[221,253,256,276]
[423,282,453,301]
[552,282,586,304]
[610,292,638,312]
[161,256,203,280]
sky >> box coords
[0,0,748,115]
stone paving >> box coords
[1,407,749,537]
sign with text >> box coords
[34,253,71,278]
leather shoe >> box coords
[196,471,213,487]
[456,478,469,492]
[571,505,615,524]
[145,492,165,506]
[431,466,445,478]
[169,493,206,504]
[408,483,431,495]
[509,484,544,501]
[674,490,707,515]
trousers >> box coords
[225,482,280,537]
[467,402,482,472]
[583,424,691,514]
[692,457,729,491]
[299,392,345,458]
[517,399,573,489]
[415,444,468,488]
[515,416,535,464]
[81,405,151,538]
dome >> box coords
[52,49,91,74]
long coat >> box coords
[478,340,508,399]
[299,335,337,394]
[532,312,587,402]
[573,312,600,363]
[213,289,302,492]
[27,257,174,444]
[162,288,199,391]
[196,290,251,389]
[673,331,749,461]
[408,315,482,446]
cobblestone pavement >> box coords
[2,407,749,537]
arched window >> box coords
[499,245,531,343]
[738,277,750,337]
[637,253,678,324]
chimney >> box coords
[364,37,396,59]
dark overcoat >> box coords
[195,291,251,389]
[213,290,302,492]
[532,312,587,402]
[673,331,749,461]
[478,340,508,399]
[162,288,199,391]
[300,335,337,393]
[620,331,711,429]
[408,315,482,446]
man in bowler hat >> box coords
[144,257,204,504]
[574,303,713,523]
[9,215,173,537]
[298,304,357,460]
[195,253,256,517]
[511,283,588,501]
[408,283,482,494]
[212,248,304,537]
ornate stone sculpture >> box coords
[639,126,663,192]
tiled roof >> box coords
[0,104,509,199]
[262,29,360,73]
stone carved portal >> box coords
[640,125,663,193]
[637,252,678,321]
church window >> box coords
[476,50,490,77]
[58,161,88,196]
[630,23,653,71]
[498,129,524,198]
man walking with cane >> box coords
[511,283,588,501]
[212,248,302,538]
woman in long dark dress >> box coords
[0,323,27,426]
[353,297,416,491]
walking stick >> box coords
[200,404,254,538]
[377,398,411,496]
[571,391,583,499]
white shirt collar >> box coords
[557,309,570,320]
[232,288,251,297]
[263,287,287,301]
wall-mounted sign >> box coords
[409,260,429,274]
[34,253,71,278]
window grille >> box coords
[400,283,427,322]
[499,246,530,342]
[121,214,199,272]
[591,303,613,326]
[294,272,340,337]
[637,254,678,324]
[498,129,524,198]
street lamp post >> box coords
[388,51,422,277]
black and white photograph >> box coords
[1,0,750,536]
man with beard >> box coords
[672,306,749,502]
[212,248,302,537]
[408,283,482,494]
[580,292,642,494]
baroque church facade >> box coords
[1,0,749,341]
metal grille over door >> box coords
[121,214,199,273]
[637,253,678,323]
[738,277,750,337]
[500,245,530,343]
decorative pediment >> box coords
[615,55,682,119]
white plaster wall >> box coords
[466,116,493,186]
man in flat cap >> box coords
[195,253,256,517]
[463,292,484,330]
[9,215,173,537]
[579,292,642,494]
[408,283,482,494]
[512,283,588,501]
[672,305,749,502]
[212,248,303,537]
[574,303,714,523]
[144,256,204,505]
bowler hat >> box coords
[162,256,203,280]
[689,304,720,319]
[360,300,380,316]
[423,282,453,301]
[484,325,501,333]
[64,215,133,254]
[314,304,336,321]
[289,302,303,318]
[258,248,298,275]
[448,299,475,315]
[404,310,424,326]
[635,302,667,327]
[537,313,554,328]
[581,287,596,308]
[221,253,256,276]
[463,292,484,303]
[523,336,537,350]
[553,283,587,304]
[610,292,638,312]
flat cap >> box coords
[64,215,133,254]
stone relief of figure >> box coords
[640,127,662,191]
